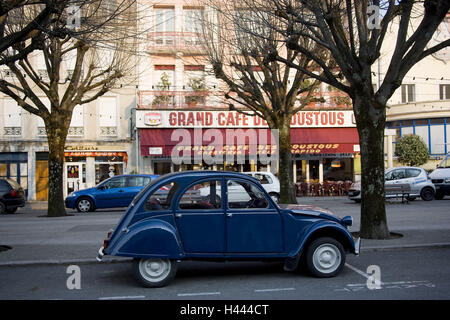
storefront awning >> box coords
[140,128,359,156]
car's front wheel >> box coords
[305,237,345,278]
[133,258,178,288]
[420,187,435,201]
[76,197,95,212]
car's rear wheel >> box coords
[6,207,17,214]
[76,197,95,212]
[305,237,345,278]
[420,187,435,201]
[133,258,178,288]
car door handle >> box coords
[175,213,182,218]
[118,190,124,192]
[226,213,232,218]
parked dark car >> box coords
[65,174,159,212]
[0,178,26,214]
[97,171,360,288]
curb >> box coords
[1,242,450,267]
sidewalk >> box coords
[1,198,449,266]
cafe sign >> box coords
[137,110,356,129]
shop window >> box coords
[430,124,445,155]
[179,180,221,210]
[414,126,429,152]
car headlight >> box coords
[445,178,450,183]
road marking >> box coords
[98,295,146,300]
[345,263,384,286]
[254,288,296,293]
[177,292,221,297]
[334,280,435,292]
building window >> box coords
[68,104,84,137]
[3,99,22,136]
[439,84,450,100]
[98,97,117,136]
[401,84,415,103]
[183,8,203,33]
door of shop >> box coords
[65,163,86,195]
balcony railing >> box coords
[138,90,353,110]
[147,32,205,54]
[139,90,218,109]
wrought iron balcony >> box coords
[147,32,205,55]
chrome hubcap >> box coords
[78,200,91,212]
[139,259,171,283]
[312,244,341,274]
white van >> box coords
[429,152,450,200]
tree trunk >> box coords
[353,96,390,239]
[278,121,297,204]
[46,119,69,217]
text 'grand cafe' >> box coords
[135,109,361,183]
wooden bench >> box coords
[385,183,411,203]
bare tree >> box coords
[263,0,450,238]
[200,0,334,203]
[0,1,138,217]
[0,1,139,65]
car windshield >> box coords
[437,154,450,168]
[6,178,20,189]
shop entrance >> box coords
[65,162,86,195]
[309,160,319,182]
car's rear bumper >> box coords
[3,198,25,209]
[354,237,361,255]
[96,246,105,262]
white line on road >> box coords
[254,288,296,293]
[177,292,221,297]
[98,295,146,300]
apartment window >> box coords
[3,99,22,136]
[98,97,117,136]
[184,9,203,33]
[401,84,415,103]
[36,98,51,136]
[439,84,450,100]
[155,8,175,33]
[68,105,84,136]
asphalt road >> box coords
[0,247,449,300]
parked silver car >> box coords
[348,166,435,202]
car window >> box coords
[254,173,272,184]
[386,169,406,180]
[406,168,421,178]
[227,180,269,209]
[145,182,177,211]
[102,177,126,189]
[6,178,20,189]
[178,180,222,210]
[127,176,151,187]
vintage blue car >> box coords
[97,171,360,287]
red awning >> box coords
[140,128,359,156]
